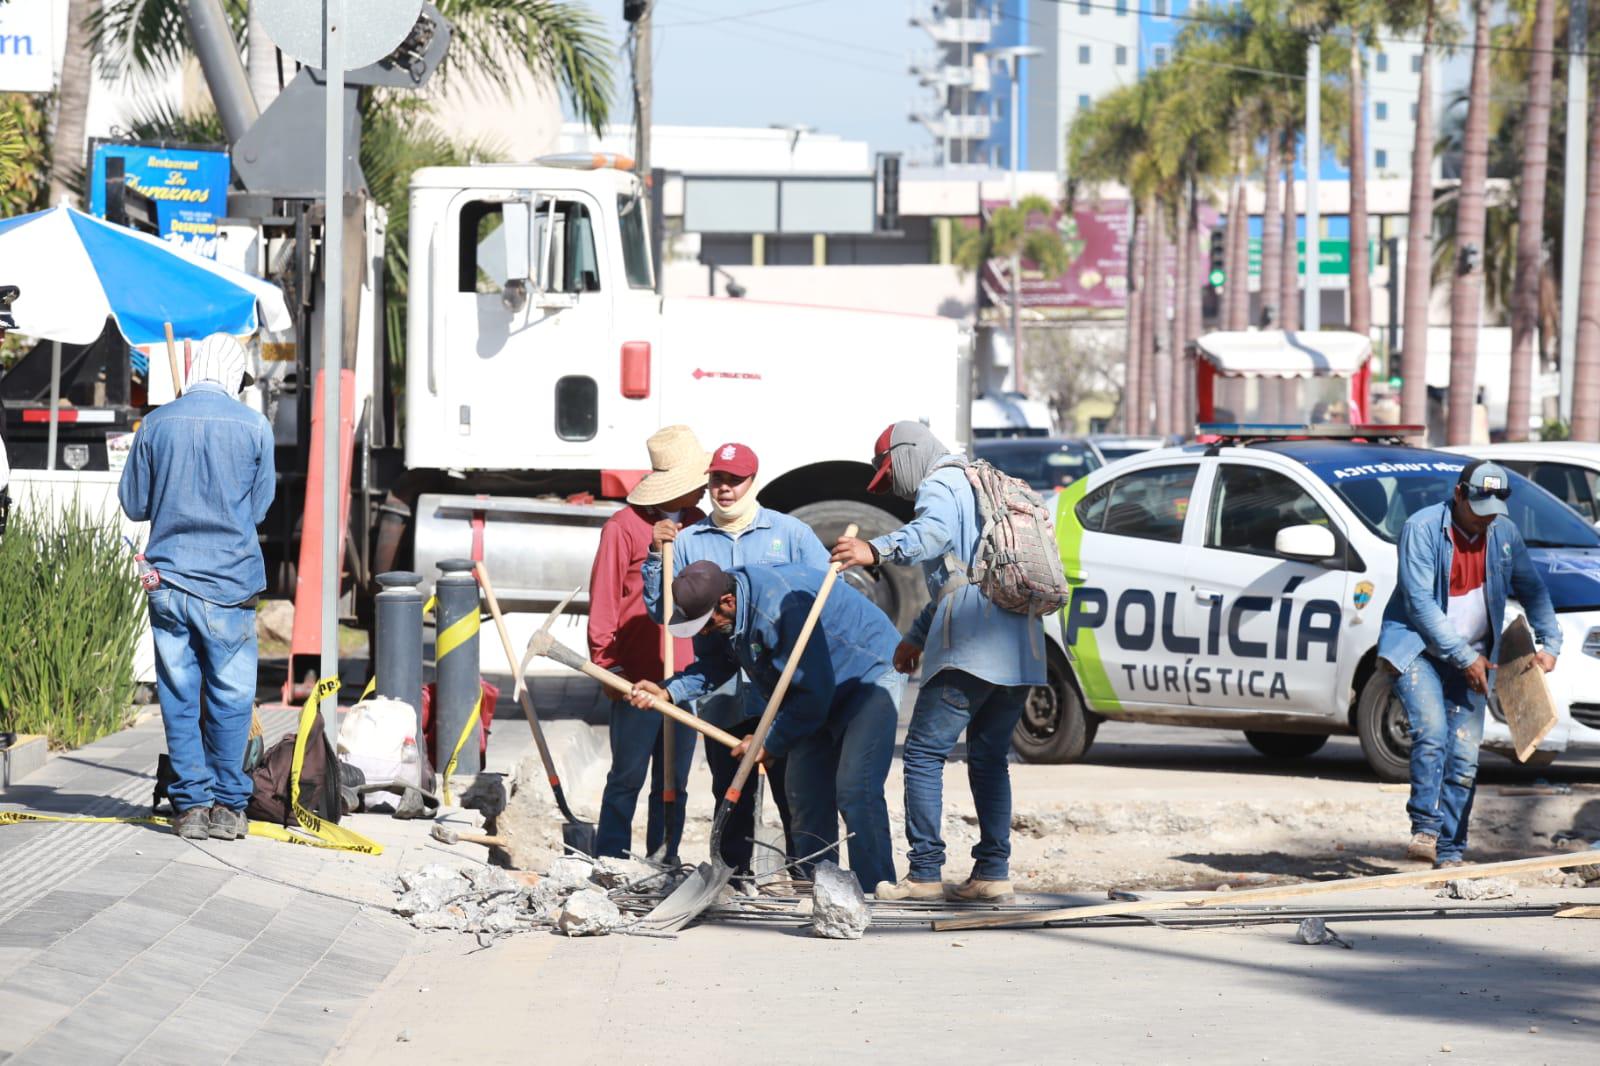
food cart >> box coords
[1192,330,1373,426]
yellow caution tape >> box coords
[435,609,479,661]
[440,689,484,806]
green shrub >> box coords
[0,501,143,748]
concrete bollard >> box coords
[434,558,482,777]
[374,570,425,737]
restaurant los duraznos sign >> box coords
[89,143,231,258]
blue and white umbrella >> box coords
[0,205,291,346]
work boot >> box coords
[947,877,1014,902]
[875,877,945,901]
[1434,858,1466,870]
[208,807,247,840]
[1406,832,1438,863]
[173,806,212,841]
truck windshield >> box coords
[1330,469,1600,549]
[619,194,653,289]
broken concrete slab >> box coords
[590,856,665,891]
[557,889,622,937]
[544,856,596,894]
[811,861,869,940]
[1438,877,1516,901]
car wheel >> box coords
[1356,668,1412,783]
[1011,644,1098,763]
[1243,731,1329,759]
[790,500,926,632]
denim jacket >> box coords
[1378,501,1562,673]
[869,461,1045,687]
[640,506,830,621]
[118,384,275,606]
[663,564,899,757]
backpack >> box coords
[246,717,344,826]
[942,458,1070,619]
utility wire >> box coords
[652,0,837,32]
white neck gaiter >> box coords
[711,489,760,535]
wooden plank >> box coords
[931,849,1600,932]
[1495,615,1558,762]
[1554,905,1600,919]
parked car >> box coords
[1086,433,1183,466]
[1443,442,1600,527]
[1022,428,1600,780]
[974,437,1101,495]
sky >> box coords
[588,0,928,156]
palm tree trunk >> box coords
[1173,187,1193,432]
[1186,179,1203,425]
[1145,198,1165,434]
[1402,4,1438,428]
[1447,0,1492,445]
[1152,204,1172,437]
[1260,133,1283,328]
[1574,61,1600,440]
[46,0,96,207]
[247,3,281,112]
[1125,208,1146,432]
[1281,134,1300,332]
[1229,167,1251,330]
[1222,175,1243,330]
[1508,0,1556,441]
[1349,40,1372,340]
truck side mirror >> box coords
[500,202,532,313]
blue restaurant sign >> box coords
[88,144,231,258]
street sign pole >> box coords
[320,0,344,744]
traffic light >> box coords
[1208,229,1226,289]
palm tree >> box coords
[1260,127,1284,327]
[1506,0,1556,441]
[0,94,49,216]
[1281,133,1300,332]
[1401,2,1440,427]
[46,0,97,207]
[1446,0,1492,445]
[1575,70,1600,440]
[1147,203,1170,435]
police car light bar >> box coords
[1197,423,1426,441]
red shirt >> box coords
[1449,525,1487,596]
[587,503,702,683]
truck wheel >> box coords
[789,500,926,632]
[1011,644,1098,763]
[1243,731,1328,759]
[1356,668,1412,783]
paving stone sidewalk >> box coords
[0,713,424,1065]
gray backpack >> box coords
[941,458,1070,621]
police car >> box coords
[1018,425,1600,780]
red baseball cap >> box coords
[708,442,758,479]
[866,423,896,494]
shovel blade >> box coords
[637,860,732,932]
[562,820,597,858]
[750,776,785,883]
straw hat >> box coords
[627,425,710,507]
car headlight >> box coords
[1585,628,1600,659]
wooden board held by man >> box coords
[1495,614,1558,762]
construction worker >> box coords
[588,425,706,860]
[117,333,273,842]
[628,560,904,893]
[832,421,1044,902]
[1379,460,1560,869]
[639,442,829,871]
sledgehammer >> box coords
[430,824,508,849]
[516,589,741,751]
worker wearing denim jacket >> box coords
[1377,460,1560,868]
[832,421,1044,904]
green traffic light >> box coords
[1208,268,1225,287]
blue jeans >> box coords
[1394,656,1486,862]
[903,669,1028,882]
[146,586,258,813]
[596,704,698,859]
[783,672,903,892]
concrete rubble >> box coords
[557,889,624,936]
[1437,877,1517,901]
[1293,917,1352,949]
[810,861,870,940]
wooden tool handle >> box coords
[572,656,740,751]
[163,322,183,398]
[662,540,676,796]
[727,523,858,804]
[474,562,559,775]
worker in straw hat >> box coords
[587,425,708,860]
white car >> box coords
[1443,441,1600,528]
[1020,431,1600,780]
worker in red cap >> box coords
[640,441,831,871]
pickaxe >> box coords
[517,588,741,752]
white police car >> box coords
[1017,426,1600,780]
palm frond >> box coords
[89,0,247,83]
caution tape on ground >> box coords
[1,676,382,856]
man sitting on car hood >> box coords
[1378,460,1560,870]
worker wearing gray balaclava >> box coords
[831,420,1044,904]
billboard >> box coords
[88,143,232,258]
[978,200,1131,311]
[0,0,53,93]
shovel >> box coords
[475,562,598,857]
[750,764,786,884]
[655,541,680,864]
[639,523,858,932]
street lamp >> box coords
[984,45,1042,394]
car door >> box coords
[1066,459,1205,711]
[1499,460,1600,525]
[1181,459,1353,720]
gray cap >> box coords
[1458,460,1511,517]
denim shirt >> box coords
[869,462,1045,687]
[641,506,831,726]
[664,564,899,757]
[118,384,275,606]
[1378,501,1562,673]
